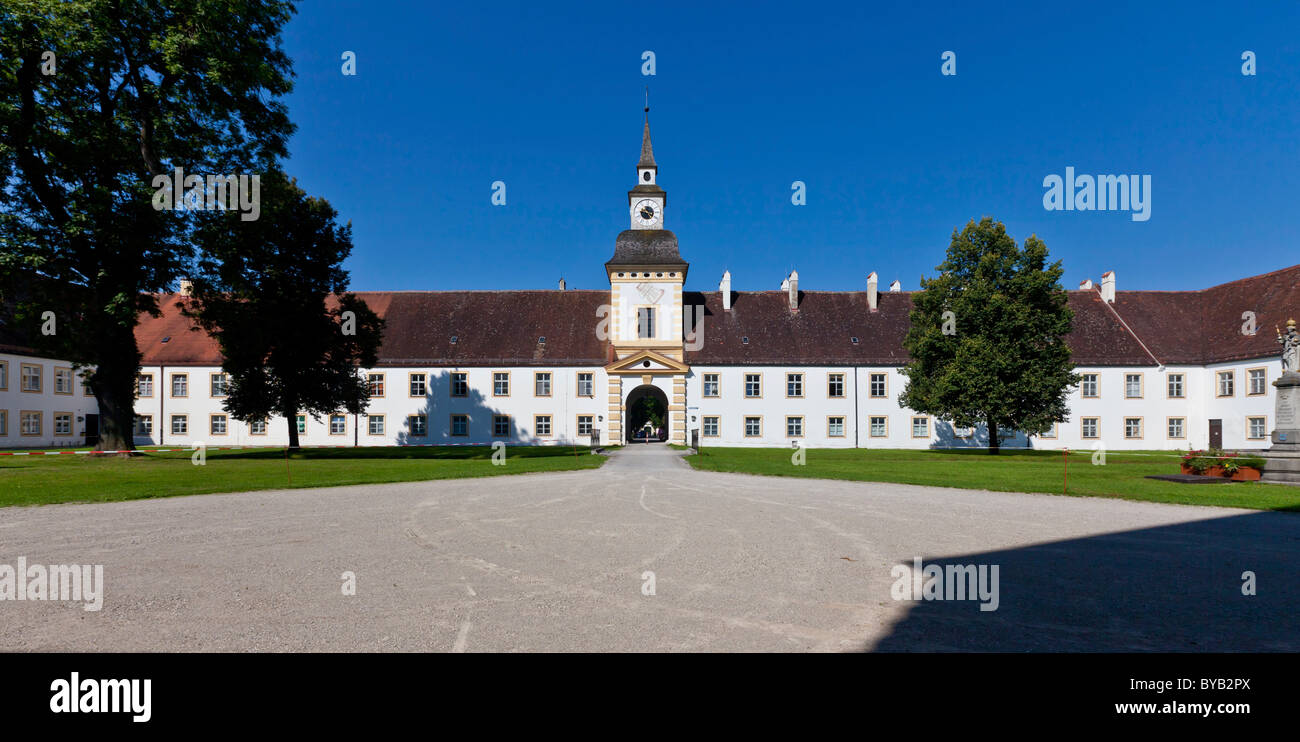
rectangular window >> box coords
[954,426,974,438]
[535,372,552,397]
[1081,373,1098,398]
[1217,371,1234,397]
[368,415,385,436]
[367,373,385,397]
[210,414,228,436]
[828,416,845,437]
[1124,373,1142,399]
[702,373,720,397]
[1167,373,1184,399]
[869,416,887,438]
[211,373,229,397]
[0,410,7,437]
[137,373,154,397]
[450,414,468,437]
[744,416,761,437]
[786,373,803,398]
[1081,417,1099,439]
[250,419,267,435]
[1124,417,1142,439]
[869,373,887,398]
[1167,417,1185,439]
[21,364,41,393]
[577,373,594,397]
[171,373,188,398]
[492,415,510,438]
[329,415,346,435]
[408,373,426,397]
[827,373,845,398]
[134,414,153,436]
[911,416,929,438]
[21,411,41,436]
[409,414,427,437]
[53,412,72,436]
[535,415,552,437]
[637,307,655,339]
[171,414,188,435]
[576,415,594,436]
[0,360,7,390]
[786,416,803,437]
[296,415,307,434]
[1039,422,1058,439]
[451,372,468,397]
[1248,368,1267,396]
[54,367,73,395]
[493,372,510,397]
[744,373,761,398]
[702,416,719,437]
[1248,416,1267,439]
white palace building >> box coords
[1,115,1296,451]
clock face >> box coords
[633,199,659,226]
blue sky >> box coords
[280,1,1300,294]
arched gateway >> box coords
[625,384,669,442]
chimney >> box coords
[720,270,732,311]
[888,279,901,293]
[867,272,878,312]
[787,270,799,311]
[179,279,193,297]
[558,277,566,291]
[1079,279,1094,290]
[1100,271,1115,304]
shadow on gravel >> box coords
[870,510,1300,652]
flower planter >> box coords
[1179,464,1262,481]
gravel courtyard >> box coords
[1,444,1296,652]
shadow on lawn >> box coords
[870,510,1300,652]
[165,445,588,462]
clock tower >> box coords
[603,104,690,445]
[629,112,666,229]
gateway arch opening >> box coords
[625,384,669,443]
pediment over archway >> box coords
[604,349,689,375]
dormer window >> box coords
[741,336,749,344]
[851,337,860,344]
[161,336,170,343]
[538,336,546,344]
[450,335,458,344]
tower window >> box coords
[637,308,656,339]
[643,171,651,181]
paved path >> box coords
[1,443,1296,651]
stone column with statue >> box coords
[1262,318,1300,484]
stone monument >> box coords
[1262,318,1300,484]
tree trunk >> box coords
[987,417,1000,455]
[87,319,140,451]
[285,403,300,450]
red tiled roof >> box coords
[132,265,1299,368]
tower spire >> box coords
[639,86,656,169]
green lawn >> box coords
[0,445,605,507]
[684,447,1300,511]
